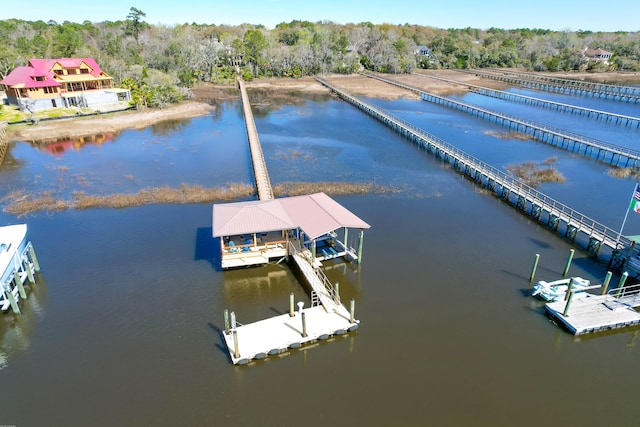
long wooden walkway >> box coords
[414,73,640,128]
[364,73,640,170]
[485,69,640,98]
[237,77,274,201]
[317,76,631,260]
[461,69,640,104]
[222,81,359,364]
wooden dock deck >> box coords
[545,284,640,335]
[546,294,640,335]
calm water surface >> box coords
[1,84,639,426]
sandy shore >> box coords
[6,70,640,143]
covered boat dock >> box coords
[212,192,370,270]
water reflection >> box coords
[0,273,48,370]
[37,133,116,156]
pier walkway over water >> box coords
[363,73,640,170]
[237,77,273,201]
[461,69,640,104]
[317,75,631,261]
[413,72,640,128]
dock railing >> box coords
[287,241,340,305]
[608,283,640,307]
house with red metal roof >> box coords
[1,58,130,111]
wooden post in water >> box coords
[563,290,575,317]
[28,245,41,272]
[301,311,308,338]
[289,292,295,317]
[616,272,629,297]
[564,277,575,301]
[23,259,35,284]
[13,270,26,299]
[601,271,613,295]
[335,282,340,304]
[529,253,540,283]
[5,286,20,315]
[224,309,230,334]
[357,230,364,264]
[350,298,355,323]
[562,249,575,277]
[233,329,240,359]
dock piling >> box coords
[616,272,629,297]
[564,277,575,301]
[289,293,295,317]
[13,269,26,299]
[233,329,240,359]
[562,249,575,277]
[5,286,20,315]
[23,259,35,284]
[529,253,540,283]
[563,290,575,317]
[301,311,308,337]
[224,309,230,334]
[350,298,355,323]
[601,271,613,295]
[335,282,340,304]
[28,245,40,272]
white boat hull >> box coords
[532,277,591,302]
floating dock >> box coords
[222,303,358,365]
[545,284,640,335]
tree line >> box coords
[1,8,640,107]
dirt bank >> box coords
[6,101,215,143]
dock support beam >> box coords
[357,230,364,264]
[301,311,308,337]
[350,298,355,323]
[224,309,230,334]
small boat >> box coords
[531,277,592,302]
[1,224,29,311]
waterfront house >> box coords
[1,58,130,112]
[580,46,613,65]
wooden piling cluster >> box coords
[366,73,640,169]
[316,76,629,265]
[529,252,640,335]
[2,242,41,315]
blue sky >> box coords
[2,0,639,32]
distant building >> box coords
[1,58,130,112]
[581,46,613,65]
[414,45,432,57]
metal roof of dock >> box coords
[212,192,370,239]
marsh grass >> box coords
[607,167,640,179]
[3,182,398,216]
[505,157,565,187]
